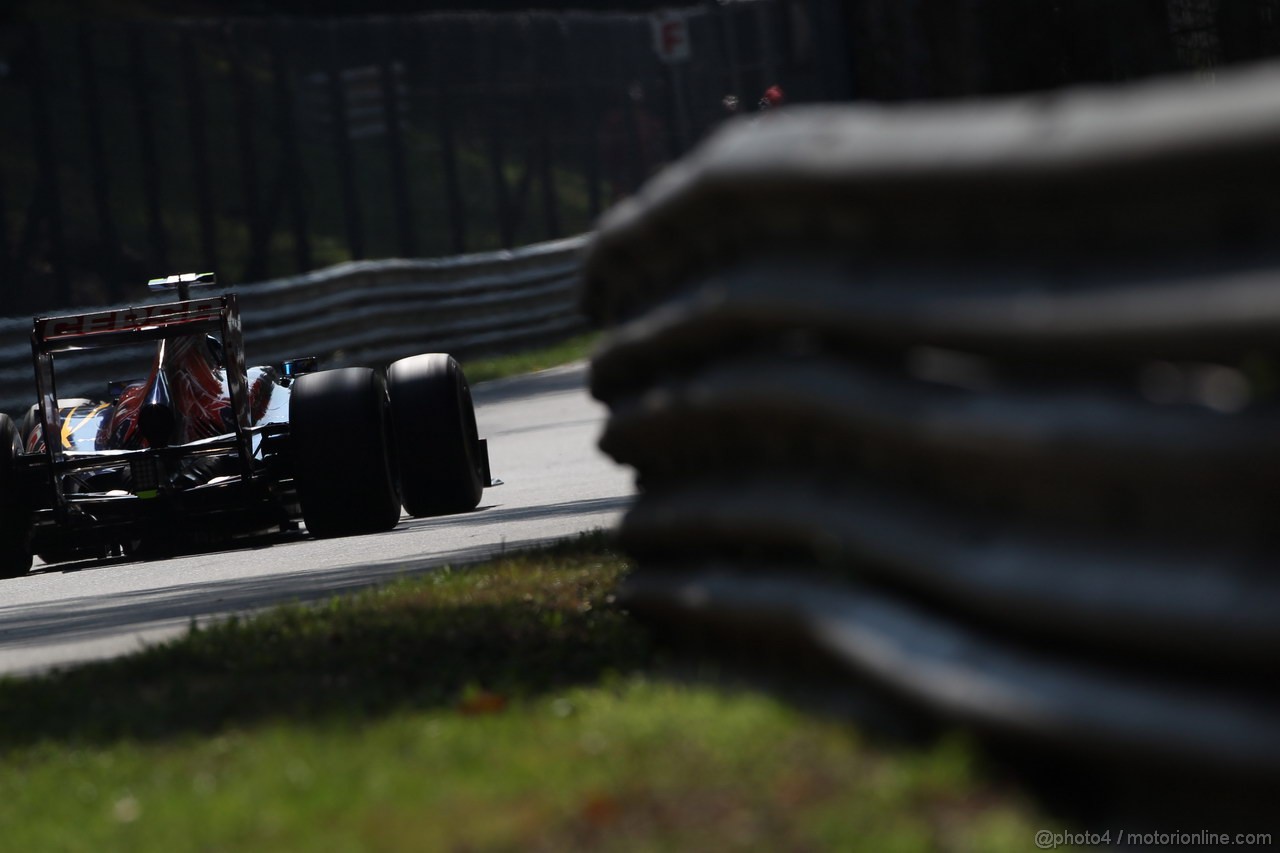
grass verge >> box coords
[0,532,1052,851]
[463,332,599,384]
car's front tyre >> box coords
[386,353,485,517]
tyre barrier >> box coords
[583,62,1280,783]
[0,234,587,417]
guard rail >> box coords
[0,234,588,417]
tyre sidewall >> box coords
[289,367,401,537]
[387,353,483,517]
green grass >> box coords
[0,533,1053,851]
[464,331,599,384]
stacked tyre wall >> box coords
[0,234,586,418]
[584,63,1280,789]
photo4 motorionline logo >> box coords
[1035,829,1273,848]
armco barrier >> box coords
[583,61,1280,785]
[0,235,588,417]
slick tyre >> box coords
[0,413,33,578]
[387,353,484,517]
[289,367,401,538]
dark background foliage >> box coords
[4,0,1280,312]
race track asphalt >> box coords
[0,362,635,677]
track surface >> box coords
[0,363,634,677]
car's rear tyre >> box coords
[290,367,401,538]
[387,353,484,517]
[0,414,33,578]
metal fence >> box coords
[843,0,1280,100]
[0,1,836,316]
[583,60,1280,793]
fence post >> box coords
[530,17,561,241]
[0,169,12,312]
[811,0,854,99]
[754,0,778,91]
[716,0,744,101]
[225,23,267,283]
[77,25,124,301]
[564,16,602,222]
[128,25,170,277]
[479,19,515,249]
[324,21,365,261]
[378,20,416,258]
[30,27,71,307]
[271,24,311,273]
[424,20,467,255]
[181,28,219,277]
[688,9,724,141]
[666,61,692,158]
[610,21,646,197]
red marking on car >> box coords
[37,298,223,341]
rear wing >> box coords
[29,292,253,480]
[34,270,221,354]
[33,296,226,353]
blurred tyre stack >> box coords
[585,65,1280,819]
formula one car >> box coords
[0,273,492,577]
